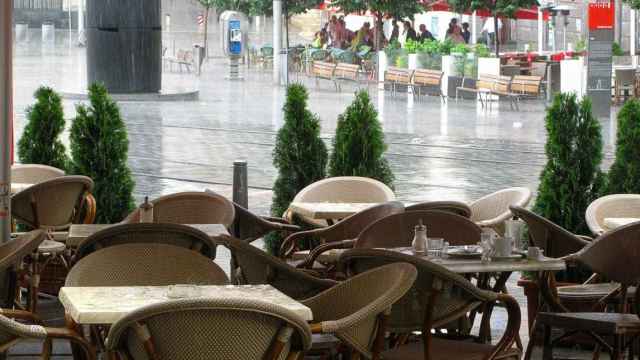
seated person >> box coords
[419,24,434,41]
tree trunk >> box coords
[374,13,383,51]
[494,15,499,57]
[203,7,210,58]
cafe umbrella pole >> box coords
[0,0,13,245]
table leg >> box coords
[478,271,512,344]
[65,313,88,360]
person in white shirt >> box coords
[482,17,502,48]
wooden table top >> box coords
[60,285,313,325]
[67,223,229,247]
[288,202,378,220]
[293,246,566,274]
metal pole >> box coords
[232,161,248,210]
[273,0,282,85]
[631,9,637,65]
[0,0,14,244]
[471,11,477,45]
[615,0,622,44]
[78,0,85,46]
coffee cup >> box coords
[527,247,543,260]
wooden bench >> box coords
[311,61,337,90]
[384,67,413,96]
[510,75,542,99]
[333,63,361,92]
[163,49,193,72]
[456,74,517,109]
[412,69,445,102]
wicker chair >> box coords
[469,187,532,234]
[0,231,95,359]
[105,298,312,360]
[10,164,65,184]
[526,222,640,360]
[228,201,301,243]
[405,200,472,218]
[286,176,396,227]
[216,235,336,300]
[280,201,404,258]
[75,223,218,262]
[299,210,481,270]
[11,176,95,231]
[121,191,235,227]
[339,249,521,360]
[300,262,417,359]
[1,231,45,309]
[585,194,640,236]
[66,243,228,287]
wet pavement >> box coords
[8,31,622,359]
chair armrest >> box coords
[280,229,321,258]
[1,309,42,325]
[297,240,355,270]
[490,294,521,357]
[263,216,292,225]
[45,327,96,359]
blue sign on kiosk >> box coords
[229,20,242,55]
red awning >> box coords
[425,0,549,21]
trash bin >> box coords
[41,21,55,44]
[15,22,28,43]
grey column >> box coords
[86,0,162,93]
[0,0,13,244]
[273,0,282,85]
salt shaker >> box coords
[139,196,154,223]
[412,219,428,255]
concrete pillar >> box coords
[631,9,637,61]
[471,11,477,45]
[538,8,544,53]
[615,0,622,44]
[273,0,282,85]
[86,0,162,93]
[0,0,13,243]
[78,0,85,44]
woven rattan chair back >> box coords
[10,164,64,184]
[356,210,482,248]
[585,194,640,235]
[66,243,228,286]
[280,201,405,257]
[469,187,532,225]
[406,200,472,218]
[11,176,93,231]
[216,235,336,300]
[75,223,218,261]
[510,206,590,258]
[105,298,312,360]
[576,222,640,286]
[339,248,492,333]
[122,192,235,227]
[289,176,395,226]
[301,262,417,358]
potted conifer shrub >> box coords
[607,98,640,194]
[18,86,70,170]
[70,83,135,224]
[265,83,328,254]
[328,90,394,188]
[518,92,605,342]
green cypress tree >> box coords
[328,90,394,188]
[70,83,135,223]
[607,99,640,194]
[533,93,605,236]
[266,83,328,254]
[18,86,70,170]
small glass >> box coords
[479,233,494,263]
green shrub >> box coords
[328,90,394,188]
[18,86,70,170]
[533,93,605,282]
[607,99,640,194]
[266,84,328,254]
[533,93,605,235]
[613,42,624,56]
[70,83,135,224]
